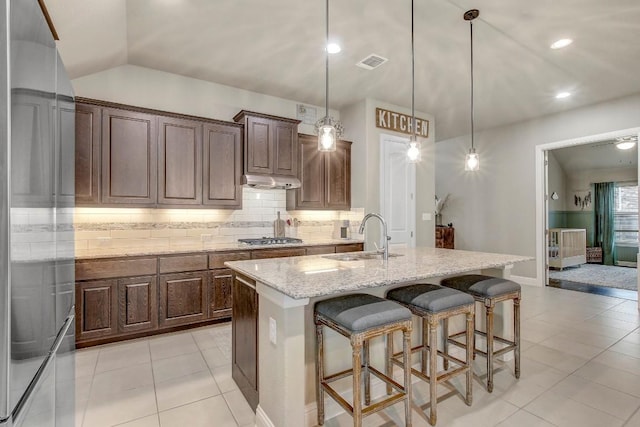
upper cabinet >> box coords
[101,108,158,206]
[233,110,300,177]
[287,134,351,210]
[75,98,243,209]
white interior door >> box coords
[380,134,416,249]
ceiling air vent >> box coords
[356,54,388,70]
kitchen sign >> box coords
[375,107,429,137]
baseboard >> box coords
[616,261,637,268]
[255,405,275,427]
[511,275,541,287]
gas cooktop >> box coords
[238,237,303,245]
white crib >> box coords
[548,228,587,270]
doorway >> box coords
[380,134,416,249]
[536,127,640,301]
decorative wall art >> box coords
[573,190,592,210]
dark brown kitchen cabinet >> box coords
[76,279,118,342]
[158,116,202,206]
[251,247,306,259]
[75,103,101,205]
[118,275,158,334]
[335,243,365,253]
[233,110,300,177]
[159,271,208,328]
[203,123,243,208]
[232,273,259,410]
[209,268,233,319]
[101,108,157,206]
[287,135,352,210]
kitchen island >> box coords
[225,247,531,427]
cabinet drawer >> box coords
[251,248,306,260]
[159,254,208,273]
[335,243,364,253]
[208,251,251,269]
[76,257,157,281]
[305,245,336,255]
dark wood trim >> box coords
[233,109,301,125]
[76,97,242,129]
[37,0,59,40]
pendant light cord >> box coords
[411,0,415,141]
[325,0,329,119]
[470,18,474,150]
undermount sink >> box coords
[322,252,404,261]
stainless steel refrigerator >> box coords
[1,1,75,426]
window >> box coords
[614,183,638,245]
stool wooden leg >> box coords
[428,318,438,426]
[443,318,449,370]
[465,311,474,406]
[403,329,413,427]
[352,341,363,427]
[485,303,495,393]
[316,323,325,425]
[386,332,393,395]
[514,296,521,379]
[422,317,428,375]
[364,340,371,406]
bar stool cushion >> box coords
[315,293,411,333]
[440,274,521,298]
[387,284,474,313]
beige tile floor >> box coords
[74,284,640,426]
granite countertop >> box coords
[73,238,364,261]
[225,247,533,300]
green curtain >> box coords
[593,182,616,265]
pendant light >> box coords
[406,0,421,163]
[316,0,343,152]
[464,9,480,172]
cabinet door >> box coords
[245,115,272,174]
[232,274,258,410]
[326,140,351,210]
[208,268,233,319]
[101,108,157,205]
[159,271,208,328]
[76,279,118,342]
[203,123,242,208]
[293,135,325,209]
[118,275,158,334]
[158,117,202,205]
[74,103,101,205]
[273,121,298,177]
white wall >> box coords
[436,92,640,279]
[547,151,567,212]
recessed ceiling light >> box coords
[550,38,573,49]
[327,43,341,54]
[555,91,571,99]
[615,136,638,150]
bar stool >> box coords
[440,274,521,392]
[386,284,475,425]
[315,293,413,427]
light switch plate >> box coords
[422,213,432,221]
[269,317,277,345]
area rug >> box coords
[549,264,637,291]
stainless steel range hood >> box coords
[242,174,301,190]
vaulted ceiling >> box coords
[46,0,640,141]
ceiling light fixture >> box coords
[464,9,480,172]
[615,136,638,150]
[315,0,343,152]
[406,0,421,163]
[327,43,341,54]
[550,38,573,49]
[555,91,571,99]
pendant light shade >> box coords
[316,0,343,152]
[406,0,421,163]
[464,9,479,171]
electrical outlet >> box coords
[96,237,112,247]
[201,234,213,242]
[269,317,277,345]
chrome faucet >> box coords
[358,213,390,260]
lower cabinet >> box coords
[232,274,259,410]
[76,279,118,343]
[209,268,233,319]
[159,271,208,328]
[118,275,158,334]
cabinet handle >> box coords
[216,274,233,279]
[235,276,256,290]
